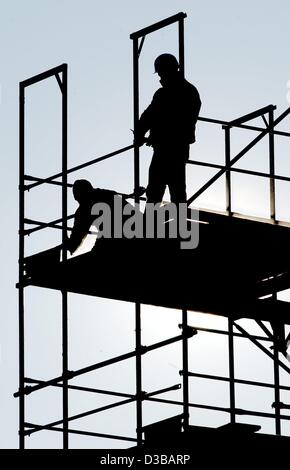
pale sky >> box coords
[1,0,290,449]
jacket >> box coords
[138,73,201,147]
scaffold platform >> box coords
[23,209,290,323]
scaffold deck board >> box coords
[24,209,290,323]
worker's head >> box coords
[73,179,93,204]
[154,54,179,78]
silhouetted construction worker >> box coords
[136,54,201,204]
[66,180,135,254]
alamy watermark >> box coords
[91,195,199,250]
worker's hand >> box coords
[145,135,153,147]
[134,135,147,147]
[133,186,147,197]
[123,186,147,199]
[131,129,147,147]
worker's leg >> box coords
[168,164,186,203]
[167,164,187,204]
[145,150,167,239]
[168,145,189,204]
[146,151,167,204]
[167,144,189,203]
[166,147,188,243]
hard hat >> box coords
[154,54,179,73]
[73,179,93,201]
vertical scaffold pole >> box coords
[273,332,281,435]
[133,37,142,446]
[225,126,232,215]
[228,318,236,424]
[19,83,25,449]
[61,64,69,449]
[135,303,143,447]
[178,17,185,77]
[179,17,189,429]
[268,107,281,434]
[133,38,140,201]
[182,310,189,429]
[269,108,276,221]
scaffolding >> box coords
[16,12,290,449]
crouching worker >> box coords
[66,179,143,255]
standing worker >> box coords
[136,53,201,204]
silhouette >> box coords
[270,320,289,357]
[136,53,201,203]
[66,179,135,254]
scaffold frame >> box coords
[17,12,290,449]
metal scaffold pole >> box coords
[182,310,189,429]
[225,126,232,215]
[178,17,185,77]
[61,64,69,449]
[273,333,281,435]
[269,107,276,221]
[133,37,140,202]
[132,34,143,447]
[19,83,25,449]
[228,319,236,424]
[135,303,143,446]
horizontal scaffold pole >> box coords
[24,397,136,436]
[228,104,276,127]
[24,109,290,194]
[20,64,67,88]
[198,115,290,137]
[14,329,196,398]
[23,383,181,437]
[24,423,139,443]
[25,144,134,191]
[25,377,180,398]
[185,324,273,342]
[130,12,187,39]
[187,106,290,205]
[181,371,290,391]
[146,396,290,421]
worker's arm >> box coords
[183,85,202,144]
[191,87,202,124]
[66,206,92,254]
[134,108,151,146]
[135,89,161,145]
[122,186,146,199]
